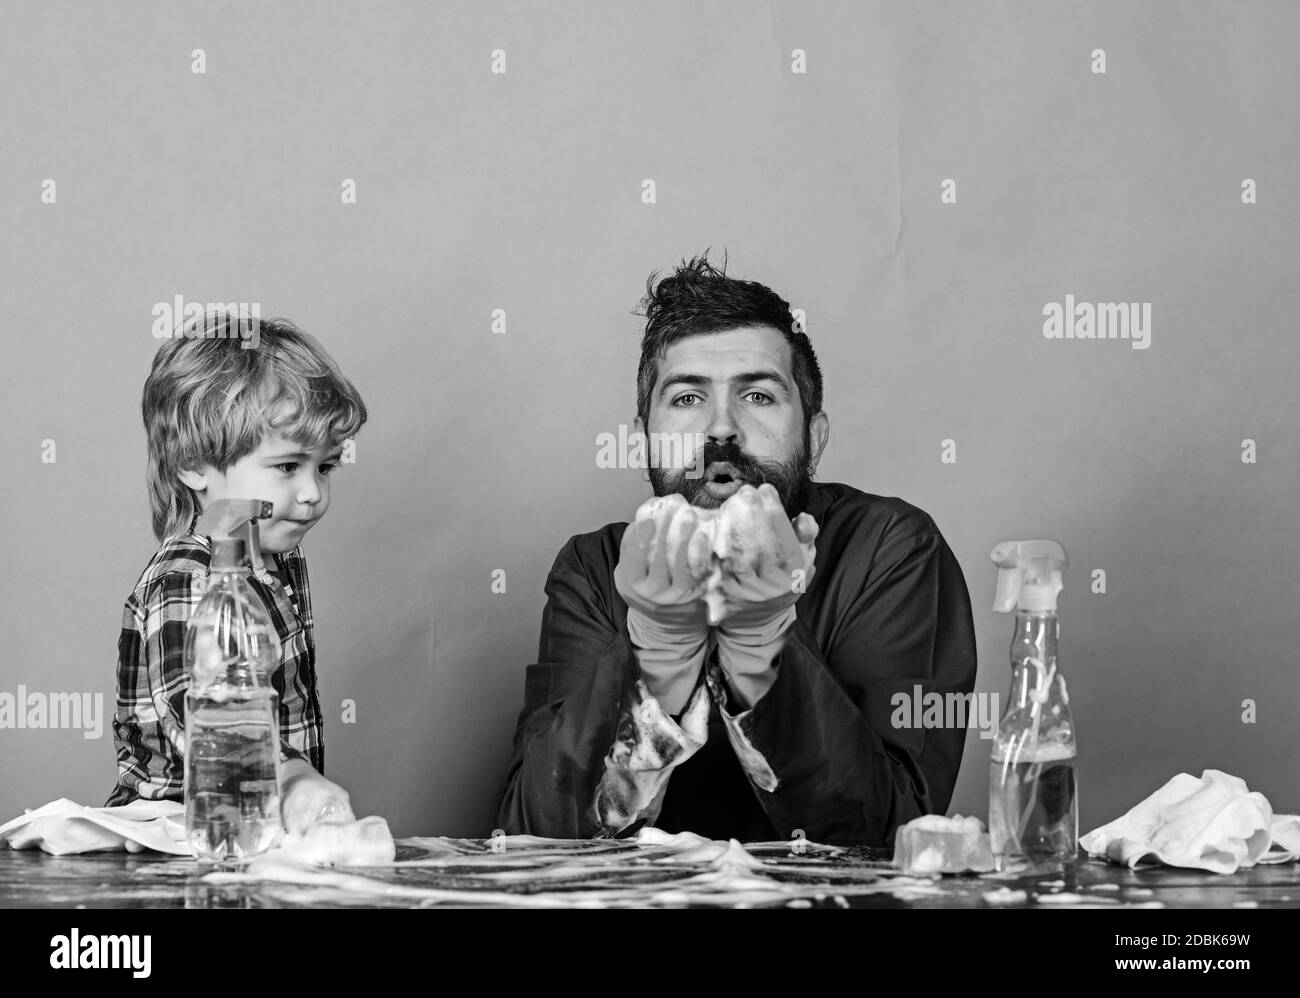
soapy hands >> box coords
[708,483,818,633]
[613,493,715,633]
[616,483,818,637]
[279,759,356,836]
[616,484,818,709]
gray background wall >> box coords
[1,0,1296,835]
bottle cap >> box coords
[1018,582,1059,612]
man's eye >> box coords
[672,393,703,407]
[275,462,299,474]
[319,463,339,476]
[744,391,773,405]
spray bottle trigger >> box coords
[992,567,1022,614]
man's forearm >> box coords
[497,631,630,837]
[498,635,709,838]
[713,605,796,709]
[592,678,709,834]
[625,606,710,715]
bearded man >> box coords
[497,255,977,845]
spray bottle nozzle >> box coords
[195,499,273,573]
[990,539,1067,613]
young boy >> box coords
[107,311,368,836]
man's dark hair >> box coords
[635,253,824,430]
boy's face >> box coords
[182,432,343,555]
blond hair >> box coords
[142,312,368,540]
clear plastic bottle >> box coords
[988,540,1078,874]
[184,537,283,865]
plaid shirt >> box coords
[106,530,325,806]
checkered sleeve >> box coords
[106,572,196,805]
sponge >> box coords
[893,814,996,875]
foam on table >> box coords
[278,816,396,867]
[201,830,940,907]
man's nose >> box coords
[706,399,741,446]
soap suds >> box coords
[198,831,917,908]
[982,888,1029,904]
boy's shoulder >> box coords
[127,532,212,602]
[126,534,310,601]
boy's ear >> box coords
[177,468,207,491]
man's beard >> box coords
[648,427,815,519]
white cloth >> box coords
[1080,769,1300,874]
[0,798,191,856]
[1,798,397,866]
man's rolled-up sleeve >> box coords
[496,535,707,838]
[721,517,978,846]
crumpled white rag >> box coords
[1,797,397,866]
[0,798,190,856]
[1080,769,1300,874]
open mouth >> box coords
[705,462,741,485]
[703,462,744,497]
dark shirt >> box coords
[497,481,977,846]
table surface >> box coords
[3,841,1297,908]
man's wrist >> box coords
[715,603,797,647]
[625,604,708,651]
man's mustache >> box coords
[695,441,764,483]
[649,421,814,518]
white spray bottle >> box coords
[988,539,1078,873]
